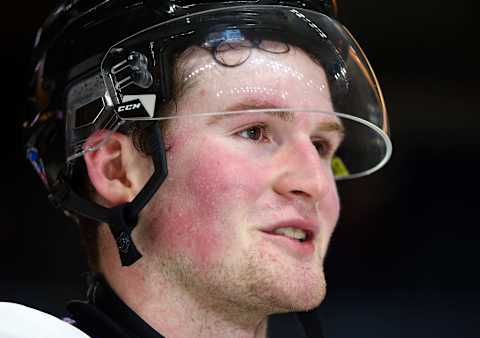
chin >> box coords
[275,281,326,313]
[250,267,328,314]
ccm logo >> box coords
[118,103,141,112]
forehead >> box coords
[174,43,334,114]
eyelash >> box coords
[235,124,336,158]
[236,124,271,143]
[312,138,334,158]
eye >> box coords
[237,124,270,142]
[312,138,333,158]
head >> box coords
[25,0,391,315]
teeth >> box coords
[273,227,307,241]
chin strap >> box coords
[48,125,168,266]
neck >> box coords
[105,263,269,338]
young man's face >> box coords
[140,44,342,313]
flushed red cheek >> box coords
[155,137,264,267]
[162,217,223,266]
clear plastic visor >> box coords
[65,6,392,179]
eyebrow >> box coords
[206,101,345,134]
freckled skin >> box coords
[140,46,340,316]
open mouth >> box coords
[262,226,314,243]
[259,220,318,257]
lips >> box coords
[259,219,319,257]
[260,219,318,241]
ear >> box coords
[83,130,152,207]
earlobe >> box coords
[83,131,148,207]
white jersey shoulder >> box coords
[0,302,90,338]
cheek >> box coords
[326,181,340,223]
[148,135,265,267]
[318,184,340,254]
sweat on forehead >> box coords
[173,42,334,114]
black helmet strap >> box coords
[49,125,168,266]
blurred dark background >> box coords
[0,1,478,337]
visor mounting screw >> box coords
[127,52,154,89]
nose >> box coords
[273,138,334,202]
